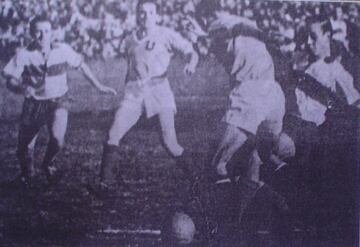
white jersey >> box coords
[3,42,83,100]
[208,13,275,85]
[296,59,360,126]
[121,26,193,82]
[229,35,275,83]
[211,16,284,135]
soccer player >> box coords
[96,0,199,192]
[277,15,360,167]
[281,15,360,230]
[2,15,116,186]
[194,1,289,226]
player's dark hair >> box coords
[29,14,50,38]
[196,0,220,18]
[136,0,160,15]
[195,0,221,32]
[306,15,333,37]
[332,3,344,18]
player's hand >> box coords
[184,63,196,76]
[98,85,117,95]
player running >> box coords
[1,15,116,186]
[94,0,199,193]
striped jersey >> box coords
[3,42,83,100]
[296,59,360,125]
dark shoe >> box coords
[207,165,232,185]
[44,165,65,186]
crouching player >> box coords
[195,0,289,230]
[1,15,116,186]
[95,0,199,193]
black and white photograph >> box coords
[0,0,359,246]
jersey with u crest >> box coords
[121,25,193,82]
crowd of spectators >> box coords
[0,0,359,61]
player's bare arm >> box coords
[79,62,117,95]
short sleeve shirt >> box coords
[296,59,360,125]
[3,42,83,100]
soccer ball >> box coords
[161,211,196,245]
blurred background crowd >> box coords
[0,0,359,61]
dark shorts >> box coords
[17,95,70,153]
[20,95,70,127]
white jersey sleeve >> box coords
[166,28,193,55]
[333,62,360,105]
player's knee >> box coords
[54,108,68,125]
[276,132,296,159]
[52,108,68,142]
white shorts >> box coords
[223,79,285,137]
[121,77,176,118]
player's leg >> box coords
[158,108,199,177]
[238,84,288,224]
[43,106,68,180]
[258,82,290,171]
[107,104,142,146]
[100,102,142,186]
[17,124,40,181]
[271,132,296,171]
[158,109,184,157]
[211,124,248,179]
[16,99,43,182]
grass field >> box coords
[0,57,358,246]
[0,57,229,246]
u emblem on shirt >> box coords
[146,40,155,50]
